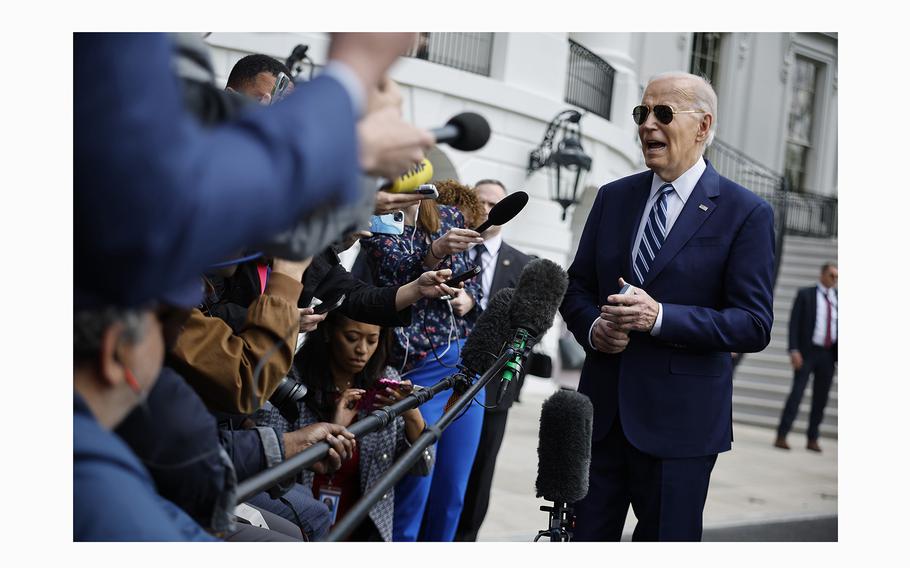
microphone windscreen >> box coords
[508,258,569,337]
[476,191,529,233]
[536,388,593,503]
[460,288,514,375]
[388,159,434,193]
[446,112,491,151]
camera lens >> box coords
[394,212,404,221]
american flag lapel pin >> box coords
[698,204,709,211]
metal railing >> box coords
[405,32,493,76]
[565,40,615,120]
[706,140,837,240]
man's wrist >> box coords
[649,302,663,336]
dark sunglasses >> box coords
[633,104,706,125]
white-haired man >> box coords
[560,72,775,540]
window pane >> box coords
[690,32,723,89]
[784,57,820,191]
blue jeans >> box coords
[247,483,331,540]
[393,339,486,541]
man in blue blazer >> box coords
[560,72,775,541]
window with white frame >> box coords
[785,56,820,192]
[689,33,723,89]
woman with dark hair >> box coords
[256,311,431,541]
[359,196,486,542]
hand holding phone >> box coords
[443,265,482,288]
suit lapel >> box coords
[626,173,654,283]
[489,243,513,296]
[643,162,721,288]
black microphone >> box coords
[535,388,593,542]
[474,191,529,234]
[498,259,569,403]
[445,288,515,412]
[460,288,515,375]
[430,112,491,152]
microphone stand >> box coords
[535,501,575,542]
[324,347,518,542]
[234,371,460,504]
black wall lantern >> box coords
[527,110,592,220]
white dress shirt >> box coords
[589,157,707,349]
[812,283,838,347]
[471,233,502,311]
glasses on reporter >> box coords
[632,104,706,126]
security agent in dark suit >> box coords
[560,72,775,541]
[455,179,533,541]
[775,262,838,452]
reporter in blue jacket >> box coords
[559,72,775,541]
[74,32,431,309]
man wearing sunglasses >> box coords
[560,72,775,541]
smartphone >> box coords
[311,293,346,315]
[444,265,482,288]
[415,184,439,199]
[269,71,293,104]
[369,211,405,235]
[359,378,412,411]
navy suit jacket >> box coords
[560,161,775,458]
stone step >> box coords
[733,393,837,422]
[734,378,838,404]
[732,409,838,439]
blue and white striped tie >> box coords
[633,183,675,284]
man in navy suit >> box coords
[775,262,838,452]
[560,72,775,541]
[455,179,532,541]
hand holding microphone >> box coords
[429,228,484,257]
[358,106,434,179]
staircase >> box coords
[732,235,838,439]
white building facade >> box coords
[205,32,838,359]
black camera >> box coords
[269,377,308,423]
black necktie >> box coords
[472,243,487,268]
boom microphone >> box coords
[536,389,593,504]
[445,288,514,412]
[497,259,568,402]
[474,191,529,234]
[460,288,515,375]
[430,112,491,152]
[535,388,592,542]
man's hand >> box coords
[601,277,660,333]
[358,106,434,179]
[298,307,327,333]
[374,190,424,215]
[449,291,475,317]
[365,76,404,116]
[591,318,629,354]
[790,351,804,371]
[329,33,416,94]
[283,422,356,475]
[271,256,313,283]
